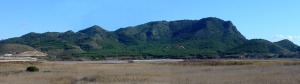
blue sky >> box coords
[0,0,300,45]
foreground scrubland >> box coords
[0,59,299,84]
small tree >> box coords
[26,66,39,72]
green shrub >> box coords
[26,66,39,72]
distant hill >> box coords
[226,39,297,58]
[275,39,300,52]
[0,44,36,54]
[229,39,290,54]
[0,17,299,59]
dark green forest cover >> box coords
[1,17,299,59]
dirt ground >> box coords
[0,60,299,84]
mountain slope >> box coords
[0,44,37,54]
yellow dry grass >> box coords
[0,59,299,84]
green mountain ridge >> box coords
[0,17,299,59]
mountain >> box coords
[78,25,108,35]
[116,17,246,51]
[275,39,300,52]
[229,39,290,54]
[225,39,300,58]
[116,18,246,43]
[114,17,247,58]
[0,17,299,59]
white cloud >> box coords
[274,35,300,40]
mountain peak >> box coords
[277,39,293,43]
[200,17,225,22]
[185,17,246,40]
[90,25,102,28]
[78,25,108,35]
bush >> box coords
[26,66,39,72]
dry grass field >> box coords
[0,59,299,84]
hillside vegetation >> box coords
[0,17,299,59]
